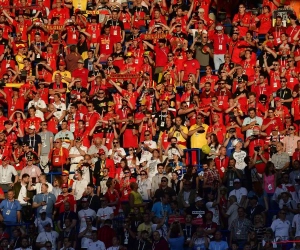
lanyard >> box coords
[6,200,14,209]
[138,240,145,250]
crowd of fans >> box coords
[0,0,299,249]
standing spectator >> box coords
[270,142,290,171]
[0,190,21,226]
[271,209,292,241]
[0,156,19,192]
[78,198,96,231]
[36,223,59,250]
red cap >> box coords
[59,61,66,66]
[98,149,105,155]
[274,97,281,102]
[62,183,68,188]
[285,114,291,118]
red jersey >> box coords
[55,194,76,213]
[86,23,102,43]
[182,59,200,81]
[25,117,42,131]
[97,34,113,55]
[72,68,89,88]
[48,8,70,25]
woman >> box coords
[262,161,277,196]
[52,176,62,198]
[137,170,151,201]
[207,134,221,160]
[119,167,136,203]
[9,110,26,136]
[137,159,148,176]
[172,153,184,179]
[167,221,185,250]
[183,166,199,192]
[71,170,89,205]
[253,213,267,243]
[115,159,128,181]
[105,179,120,216]
[126,148,139,175]
[171,171,182,195]
[148,149,161,180]
[129,182,146,213]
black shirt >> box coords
[93,97,110,114]
[23,134,42,154]
[276,87,293,109]
[154,111,175,130]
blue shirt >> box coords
[33,193,56,218]
[151,202,172,218]
[168,236,185,250]
[0,199,21,223]
[209,240,229,250]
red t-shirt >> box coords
[154,45,169,67]
[182,59,200,81]
[72,68,89,88]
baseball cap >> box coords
[62,170,69,176]
[274,97,281,102]
[98,149,105,155]
[77,59,84,64]
[59,61,66,66]
[215,25,223,31]
[62,183,68,188]
[195,197,203,202]
[82,197,88,202]
[233,178,241,183]
[232,139,241,147]
[140,157,148,164]
[39,209,46,214]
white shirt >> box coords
[292,214,300,236]
[36,230,59,250]
[108,147,126,164]
[96,206,114,221]
[78,208,96,230]
[17,182,28,205]
[52,102,66,124]
[242,116,263,138]
[87,240,106,250]
[138,179,151,200]
[228,187,248,204]
[28,99,47,121]
[79,226,97,248]
[0,164,17,184]
[69,145,87,164]
[141,140,157,161]
[34,217,53,233]
[271,218,291,239]
[33,182,53,194]
[72,179,88,200]
[147,159,160,180]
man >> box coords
[151,193,172,219]
[78,197,96,231]
[209,231,229,250]
[120,113,139,149]
[20,155,41,184]
[31,173,53,195]
[271,209,291,241]
[224,195,239,228]
[275,77,293,109]
[211,25,229,71]
[168,116,188,149]
[271,142,290,171]
[96,167,113,197]
[48,139,69,172]
[164,137,184,161]
[38,121,54,173]
[34,210,53,233]
[23,124,42,157]
[0,190,21,225]
[83,183,101,213]
[78,217,97,250]
[153,176,176,201]
[137,213,153,237]
[24,107,42,133]
[188,114,208,150]
[228,179,247,207]
[151,164,171,197]
[57,201,77,231]
[151,230,169,250]
[55,183,76,213]
[32,183,56,218]
[51,93,67,124]
[96,197,114,227]
[69,137,87,176]
[88,137,108,164]
[36,222,59,250]
[180,49,200,84]
[134,230,152,250]
[229,207,252,249]
[242,108,263,139]
[136,130,157,162]
[15,237,32,250]
[87,230,106,250]
[13,173,34,222]
[0,156,19,191]
[283,126,300,157]
[207,114,226,144]
[54,120,74,150]
[232,4,251,36]
[27,91,47,121]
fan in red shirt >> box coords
[48,0,70,25]
[181,49,200,83]
[96,26,114,63]
[55,183,76,213]
[72,59,89,88]
[49,139,69,171]
[232,4,251,37]
[214,146,229,179]
[24,107,42,133]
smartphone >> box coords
[52,34,59,41]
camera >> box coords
[229,128,236,133]
[250,134,258,140]
[269,144,277,155]
[57,108,61,111]
[254,146,260,152]
[171,143,176,148]
[175,125,180,131]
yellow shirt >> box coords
[52,70,71,92]
[189,123,209,148]
[15,54,26,70]
[169,125,188,149]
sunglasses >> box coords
[98,92,105,94]
[140,173,146,176]
[144,134,150,136]
[124,172,130,174]
[273,64,279,66]
[289,128,294,130]
[54,141,60,143]
[3,78,8,80]
[161,180,167,182]
[280,80,286,82]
